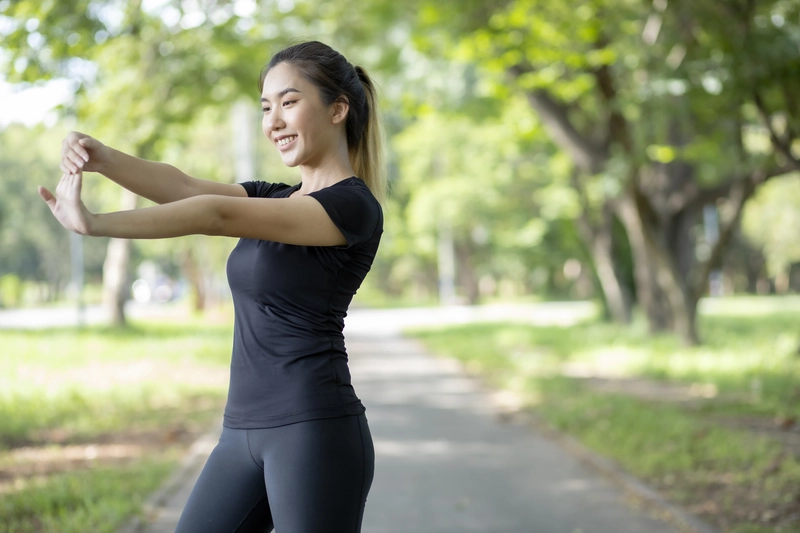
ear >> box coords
[331,97,349,125]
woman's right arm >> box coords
[61,131,246,204]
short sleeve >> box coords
[308,181,383,249]
[240,181,287,198]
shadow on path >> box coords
[350,333,678,533]
[128,316,682,533]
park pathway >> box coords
[347,332,678,533]
[132,308,687,533]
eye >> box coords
[261,107,270,113]
[283,100,296,107]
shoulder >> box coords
[309,177,382,219]
[307,177,383,248]
[240,181,295,198]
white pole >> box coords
[438,219,457,305]
[703,204,722,296]
[232,100,256,183]
[70,231,85,327]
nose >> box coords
[263,106,285,134]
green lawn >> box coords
[0,316,233,532]
[409,296,800,533]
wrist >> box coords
[82,211,100,236]
[96,147,117,175]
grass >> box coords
[409,295,800,533]
[1,459,176,533]
[0,314,234,532]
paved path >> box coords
[0,301,596,331]
[351,334,677,533]
[134,328,681,533]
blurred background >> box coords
[0,0,799,334]
[1,1,799,532]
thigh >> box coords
[254,414,375,533]
[175,427,274,533]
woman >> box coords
[42,41,384,533]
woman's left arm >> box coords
[39,173,347,246]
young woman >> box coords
[42,41,385,533]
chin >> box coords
[280,157,301,168]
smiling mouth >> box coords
[277,136,297,147]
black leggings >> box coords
[175,413,375,533]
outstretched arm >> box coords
[61,132,247,204]
[38,173,347,247]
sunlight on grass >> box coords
[412,296,800,417]
[0,316,234,531]
[0,457,177,533]
[409,296,800,532]
[699,294,800,316]
[0,319,232,448]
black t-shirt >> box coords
[223,176,383,428]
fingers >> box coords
[55,172,80,200]
[75,138,92,162]
[62,152,86,173]
[60,132,92,173]
[37,185,56,209]
[72,171,83,197]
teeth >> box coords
[277,136,296,146]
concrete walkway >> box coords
[131,328,685,533]
[351,334,678,533]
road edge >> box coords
[116,418,223,533]
[502,408,721,533]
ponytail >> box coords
[352,66,387,206]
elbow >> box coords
[205,196,232,236]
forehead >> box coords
[261,62,309,98]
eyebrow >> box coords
[260,88,301,102]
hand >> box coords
[60,131,110,174]
[38,173,95,235]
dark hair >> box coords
[259,41,387,204]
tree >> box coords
[386,101,587,304]
[411,0,800,344]
[741,175,800,293]
[0,0,414,321]
[0,124,109,303]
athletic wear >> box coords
[179,177,380,532]
[174,413,375,533]
[223,177,383,429]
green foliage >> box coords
[2,0,800,311]
[412,296,800,418]
[0,124,110,296]
[0,0,416,305]
[0,319,232,448]
[742,174,800,277]
[0,316,233,531]
[411,296,800,531]
[0,274,23,307]
[404,0,800,314]
[375,93,589,300]
[0,459,176,533]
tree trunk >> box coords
[615,193,670,331]
[181,246,206,313]
[573,201,632,323]
[455,242,480,305]
[617,189,700,344]
[103,189,137,326]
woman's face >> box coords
[260,62,346,170]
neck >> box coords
[297,140,355,192]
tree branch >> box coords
[509,65,606,173]
[753,90,800,170]
[668,163,795,213]
[688,166,783,302]
[590,37,633,155]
